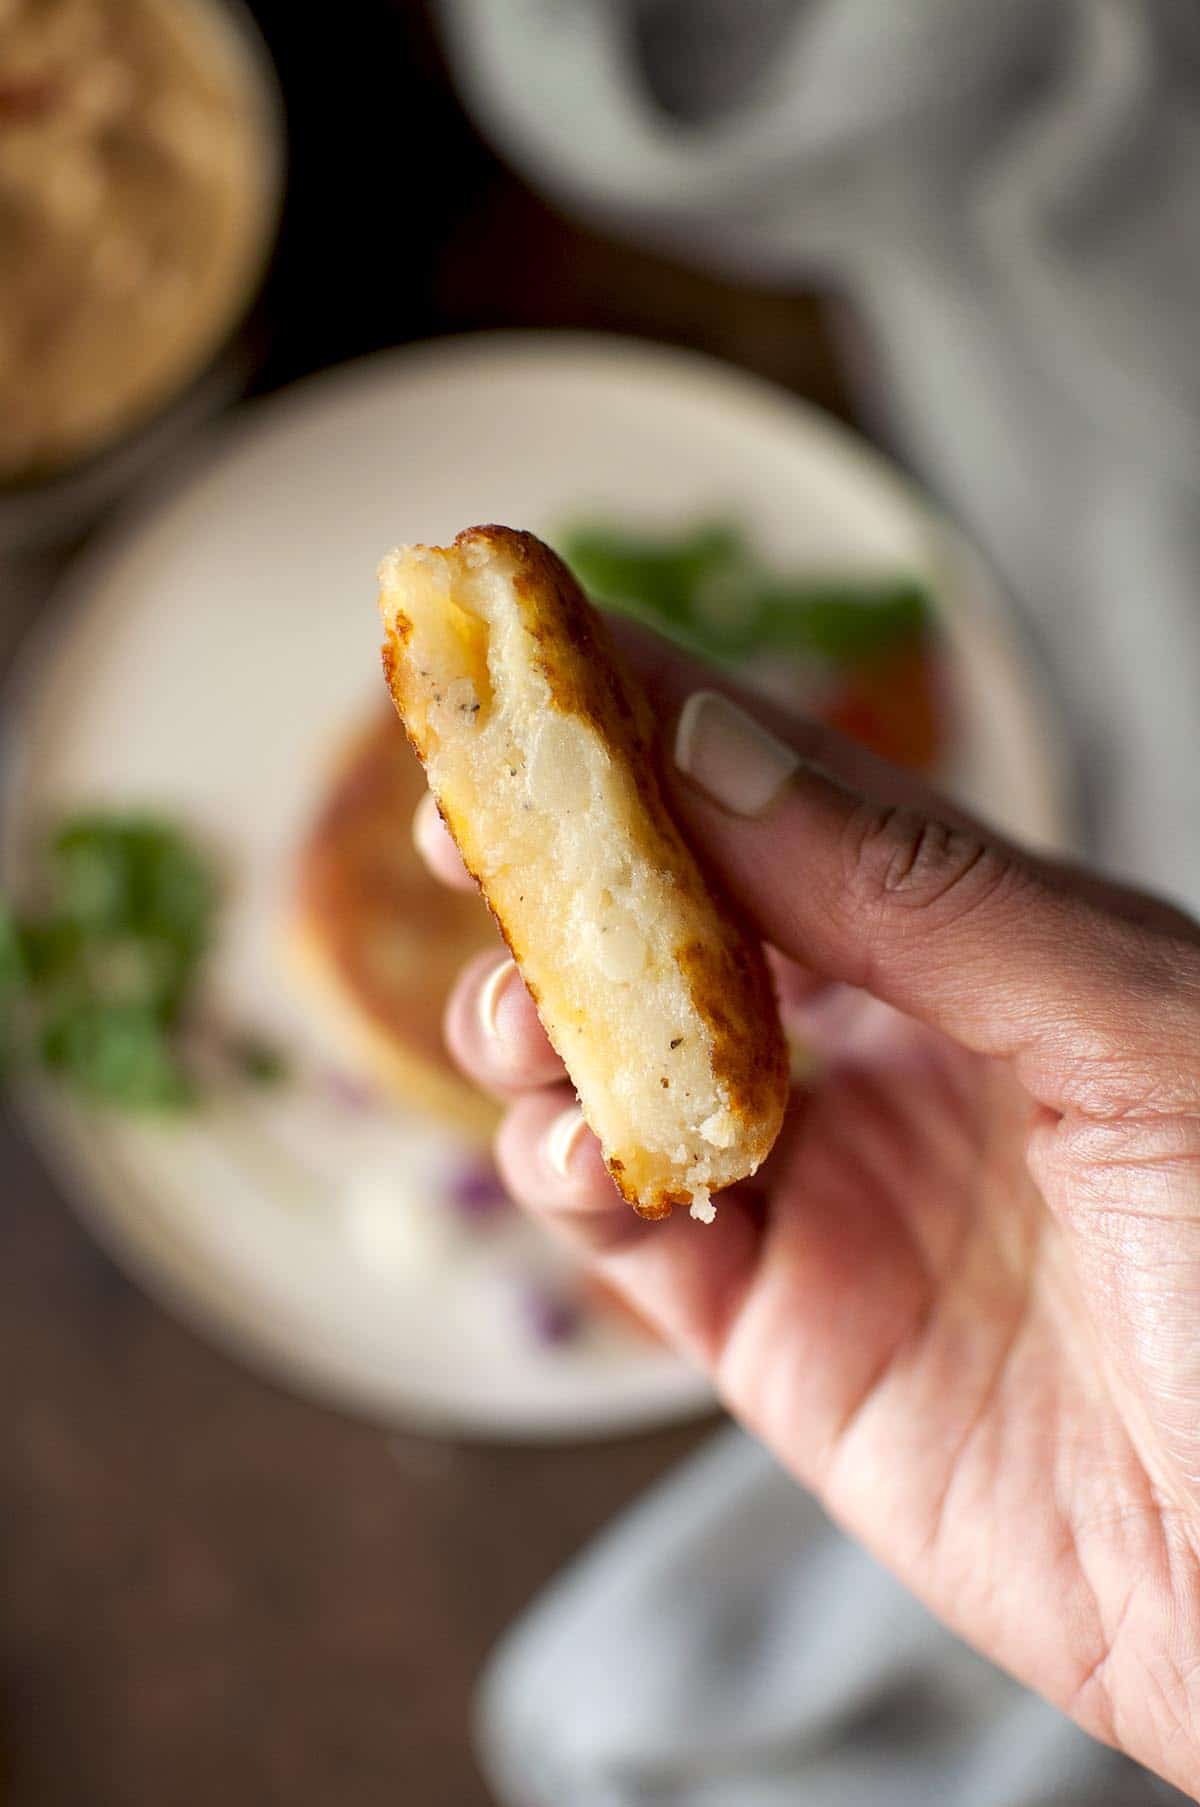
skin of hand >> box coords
[414,628,1200,1799]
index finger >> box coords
[412,617,978,899]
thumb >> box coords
[670,690,1200,1120]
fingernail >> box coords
[478,958,518,1040]
[674,690,800,817]
[545,1106,587,1180]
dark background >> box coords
[1,4,857,1802]
[246,1,853,415]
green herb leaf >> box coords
[0,902,25,994]
[559,519,932,667]
[17,914,83,987]
[562,520,744,606]
[3,812,287,1112]
[40,1002,193,1110]
[756,580,930,661]
[0,902,27,1072]
[560,522,753,646]
[50,815,216,957]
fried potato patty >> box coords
[378,526,787,1220]
[290,710,500,1140]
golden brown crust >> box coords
[290,710,500,1141]
[379,526,789,1218]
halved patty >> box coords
[378,525,788,1220]
[290,709,500,1140]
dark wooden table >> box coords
[0,7,857,1802]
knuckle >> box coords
[1164,930,1200,1010]
[841,803,1015,926]
[1037,921,1200,1121]
[1106,915,1200,1027]
[1106,933,1200,1109]
[1057,1047,1200,1122]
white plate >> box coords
[2,333,1073,1440]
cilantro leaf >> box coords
[41,1003,192,1109]
[559,520,931,666]
[1,812,284,1112]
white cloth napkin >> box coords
[435,4,1200,1800]
[477,1430,1182,1805]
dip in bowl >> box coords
[0,0,283,539]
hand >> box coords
[417,629,1200,1798]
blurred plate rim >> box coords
[0,328,1076,1441]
